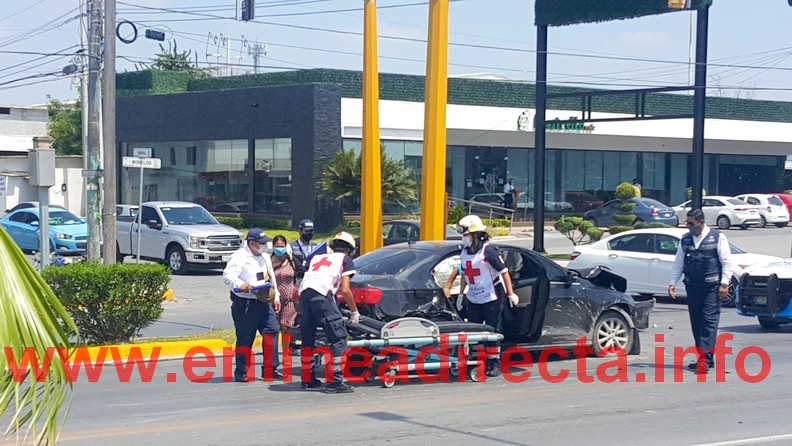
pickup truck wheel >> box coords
[116,243,124,263]
[166,245,189,274]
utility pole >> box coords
[102,0,117,264]
[85,0,103,261]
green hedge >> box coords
[42,263,170,345]
[214,216,290,230]
[117,70,191,97]
[535,0,713,27]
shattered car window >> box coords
[432,255,462,295]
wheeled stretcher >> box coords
[343,311,504,387]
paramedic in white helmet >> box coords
[298,231,360,393]
[442,215,518,377]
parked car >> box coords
[470,193,507,207]
[116,201,242,274]
[769,193,792,219]
[568,228,780,306]
[735,194,789,228]
[116,205,139,222]
[4,201,66,218]
[564,191,604,212]
[382,220,462,246]
[673,196,760,229]
[347,241,654,354]
[737,258,792,328]
[0,208,87,254]
[584,198,678,227]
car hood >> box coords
[742,258,792,279]
[49,224,88,237]
[163,224,240,236]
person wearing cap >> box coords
[291,219,319,280]
[442,215,518,377]
[298,231,360,393]
[223,228,283,382]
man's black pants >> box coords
[684,283,721,364]
[300,289,348,384]
[231,294,280,379]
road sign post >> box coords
[123,152,160,263]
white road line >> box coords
[690,433,792,446]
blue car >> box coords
[584,197,678,227]
[0,208,88,254]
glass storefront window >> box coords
[255,138,292,214]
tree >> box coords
[0,226,78,444]
[46,96,82,155]
[554,216,603,246]
[145,40,208,78]
[609,182,641,235]
[318,148,419,209]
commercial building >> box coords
[115,69,792,226]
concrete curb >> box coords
[85,335,277,362]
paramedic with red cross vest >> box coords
[668,208,735,374]
[443,215,518,377]
[297,231,360,393]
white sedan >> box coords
[673,195,760,229]
[735,194,789,228]
[567,228,780,306]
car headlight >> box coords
[54,232,72,240]
[187,236,203,248]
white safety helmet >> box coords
[332,231,357,250]
[458,215,487,234]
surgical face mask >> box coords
[273,247,287,257]
[462,235,472,247]
[689,223,703,236]
[301,232,314,243]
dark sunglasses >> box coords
[685,221,702,227]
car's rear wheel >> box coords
[758,216,768,228]
[592,311,633,356]
[758,317,781,329]
[776,222,787,228]
[166,245,189,275]
[716,215,731,229]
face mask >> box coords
[689,224,703,236]
[301,233,314,243]
[462,235,472,247]
[274,247,287,257]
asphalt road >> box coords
[54,302,792,446]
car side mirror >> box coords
[30,221,39,227]
[146,220,162,230]
[565,270,576,287]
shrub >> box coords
[686,187,707,200]
[613,182,640,225]
[344,220,361,229]
[634,222,675,229]
[484,218,511,228]
[448,204,465,226]
[42,262,170,345]
[608,225,633,235]
[215,216,244,229]
[554,216,603,245]
[244,217,289,230]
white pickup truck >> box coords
[117,201,242,274]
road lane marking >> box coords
[691,433,792,446]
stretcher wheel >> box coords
[469,366,486,382]
[449,365,458,378]
[365,367,377,383]
[382,368,397,388]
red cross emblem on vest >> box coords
[463,260,481,284]
[312,256,333,271]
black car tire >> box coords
[720,278,738,308]
[758,216,767,228]
[166,245,189,275]
[776,223,787,228]
[716,215,731,229]
[592,310,633,356]
[116,243,124,263]
[758,317,781,329]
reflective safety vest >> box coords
[460,243,502,304]
[682,229,722,287]
[298,252,346,297]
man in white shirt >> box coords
[223,229,282,382]
[503,179,515,209]
[668,209,735,373]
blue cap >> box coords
[245,228,271,244]
[299,219,314,231]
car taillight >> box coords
[570,251,581,260]
[651,209,659,216]
[347,287,382,304]
[767,206,772,212]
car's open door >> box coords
[499,248,550,343]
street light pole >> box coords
[102,0,117,264]
[85,0,103,261]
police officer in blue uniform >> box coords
[291,219,319,279]
[669,209,735,373]
[298,232,360,393]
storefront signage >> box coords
[517,111,595,133]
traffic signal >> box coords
[241,0,255,21]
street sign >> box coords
[122,156,161,169]
[785,160,792,171]
[133,147,152,158]
[81,169,103,178]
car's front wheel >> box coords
[592,310,633,356]
[166,245,189,275]
[716,215,731,229]
[758,216,767,228]
[758,317,781,329]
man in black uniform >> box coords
[291,219,319,279]
[668,209,734,373]
[298,232,360,393]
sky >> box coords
[2,0,792,106]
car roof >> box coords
[143,201,204,207]
[8,207,73,217]
[598,228,688,242]
[386,219,420,225]
[704,195,739,201]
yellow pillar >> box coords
[420,0,449,241]
[360,0,382,254]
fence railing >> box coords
[447,196,514,231]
